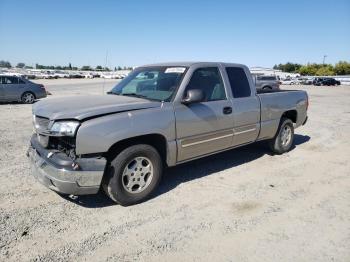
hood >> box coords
[33,95,162,120]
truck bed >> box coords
[256,89,308,140]
[257,89,300,94]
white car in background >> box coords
[85,72,100,78]
[281,79,298,85]
[101,73,119,79]
[53,71,69,78]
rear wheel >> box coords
[21,92,35,104]
[269,118,294,154]
[262,86,272,90]
[102,144,163,206]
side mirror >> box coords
[182,89,204,105]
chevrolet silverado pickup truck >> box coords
[27,62,308,206]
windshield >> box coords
[109,66,187,101]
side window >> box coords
[225,67,251,98]
[3,76,18,84]
[185,67,226,101]
[19,78,25,84]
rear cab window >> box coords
[225,67,251,98]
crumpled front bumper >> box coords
[27,135,106,195]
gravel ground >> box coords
[0,79,349,261]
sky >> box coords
[0,0,349,68]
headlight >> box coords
[50,121,80,137]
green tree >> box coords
[315,65,335,76]
[273,62,301,73]
[298,63,321,76]
[334,61,350,75]
[81,66,92,71]
[273,64,280,70]
[96,65,103,70]
[16,62,25,68]
[0,60,12,68]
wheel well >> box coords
[263,86,272,89]
[282,110,297,123]
[22,91,36,99]
[104,134,167,164]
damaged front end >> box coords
[27,115,106,195]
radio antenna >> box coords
[102,50,108,94]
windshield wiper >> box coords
[121,93,159,101]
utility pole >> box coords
[323,55,327,65]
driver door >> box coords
[174,67,234,162]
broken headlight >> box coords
[50,121,80,137]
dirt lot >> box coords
[0,79,349,261]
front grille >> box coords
[34,115,50,133]
[49,136,76,151]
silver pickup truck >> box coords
[27,62,308,205]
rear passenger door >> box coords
[225,67,260,146]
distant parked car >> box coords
[253,75,280,90]
[69,73,85,79]
[313,77,340,86]
[281,79,297,85]
[0,75,47,103]
[298,77,313,85]
[85,72,100,78]
[53,71,70,78]
[24,74,36,80]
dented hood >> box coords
[33,95,161,120]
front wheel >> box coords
[269,118,294,154]
[102,144,163,206]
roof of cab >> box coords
[139,61,246,68]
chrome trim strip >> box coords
[182,133,233,148]
[234,128,256,135]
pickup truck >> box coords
[27,62,308,206]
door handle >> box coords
[223,106,232,115]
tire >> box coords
[21,92,36,104]
[268,118,294,154]
[102,144,163,206]
[262,86,272,90]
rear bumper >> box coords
[27,135,106,195]
[36,91,47,99]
